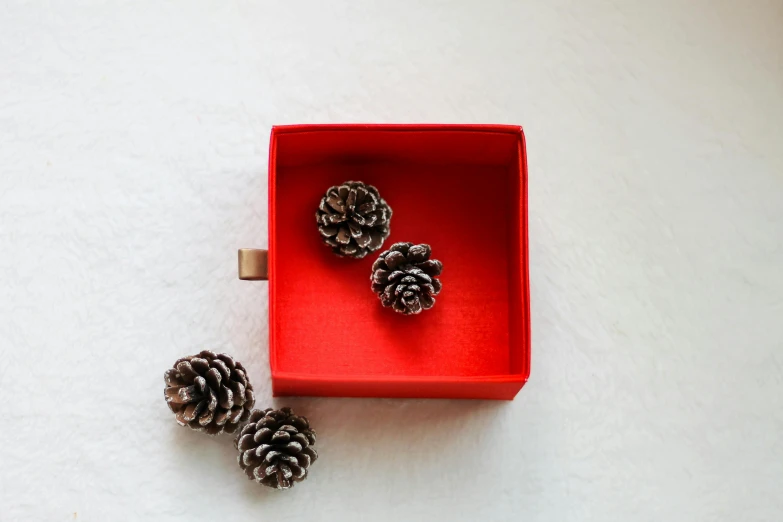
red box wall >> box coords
[268,124,530,400]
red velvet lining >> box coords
[268,124,530,399]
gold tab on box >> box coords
[238,249,268,281]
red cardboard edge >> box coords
[268,124,530,399]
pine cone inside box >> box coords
[235,407,318,490]
[164,351,255,435]
[371,242,443,315]
[316,181,392,258]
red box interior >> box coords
[268,124,530,399]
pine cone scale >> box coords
[384,251,405,268]
[213,410,228,426]
[188,358,208,373]
[218,387,233,409]
[368,230,384,250]
[336,227,350,244]
[225,379,244,400]
[418,260,442,275]
[326,195,345,213]
[175,361,199,381]
[355,231,372,248]
[228,408,244,423]
[212,358,230,377]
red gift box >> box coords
[266,124,530,400]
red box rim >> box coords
[268,124,530,387]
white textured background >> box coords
[1,1,782,521]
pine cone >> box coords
[235,407,318,490]
[371,243,443,315]
[316,181,392,258]
[164,351,255,435]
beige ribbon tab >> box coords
[238,249,268,280]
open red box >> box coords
[267,124,530,400]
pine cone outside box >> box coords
[235,407,318,490]
[316,181,392,258]
[371,242,443,315]
[164,351,255,435]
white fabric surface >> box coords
[1,1,782,520]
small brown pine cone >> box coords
[371,242,443,315]
[316,181,392,258]
[164,351,255,435]
[235,407,318,490]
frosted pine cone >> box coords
[235,407,318,490]
[164,351,255,435]
[371,243,443,315]
[316,181,392,258]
